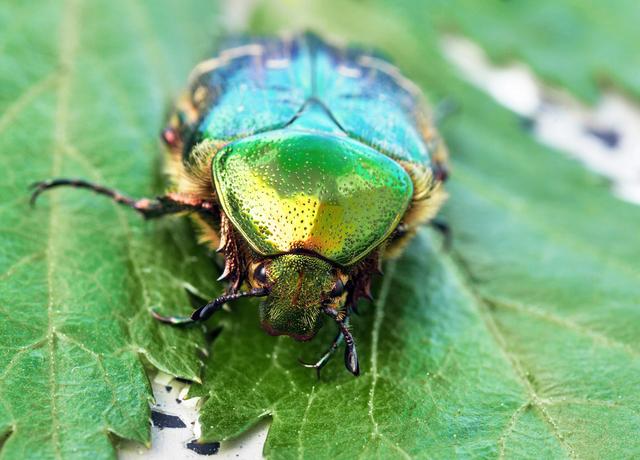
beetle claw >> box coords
[298,358,323,380]
[344,345,360,376]
[298,327,346,378]
[29,181,48,207]
[298,358,314,367]
[150,308,195,325]
[337,322,360,377]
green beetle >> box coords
[31,33,448,376]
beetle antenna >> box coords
[151,287,268,325]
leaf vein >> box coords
[486,296,639,358]
[45,0,79,456]
[0,252,45,282]
[448,254,578,459]
[497,402,529,459]
[0,73,59,135]
[297,387,316,460]
[454,164,640,282]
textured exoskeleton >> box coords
[32,33,448,376]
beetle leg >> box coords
[299,327,345,379]
[150,310,196,325]
[392,222,408,239]
[430,218,452,250]
[151,288,268,326]
[340,321,360,376]
[321,306,360,376]
[30,178,215,219]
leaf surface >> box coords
[0,1,218,458]
[191,1,640,458]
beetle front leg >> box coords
[151,288,268,326]
[430,218,452,250]
[30,178,215,219]
[340,321,360,376]
[321,307,360,376]
[299,328,345,379]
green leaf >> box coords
[191,1,640,458]
[0,1,217,458]
[4,0,639,458]
[428,0,640,103]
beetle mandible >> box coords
[31,33,449,376]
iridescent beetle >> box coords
[31,34,448,376]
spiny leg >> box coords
[339,321,359,376]
[299,325,346,379]
[30,178,215,219]
[29,178,265,327]
[151,288,268,326]
[321,306,360,376]
[430,218,452,250]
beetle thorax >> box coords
[212,129,413,267]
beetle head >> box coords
[249,254,348,341]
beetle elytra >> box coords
[31,33,449,376]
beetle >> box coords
[30,33,449,376]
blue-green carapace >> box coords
[31,33,449,376]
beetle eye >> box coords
[254,263,268,284]
[329,279,345,297]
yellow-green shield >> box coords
[213,130,413,266]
